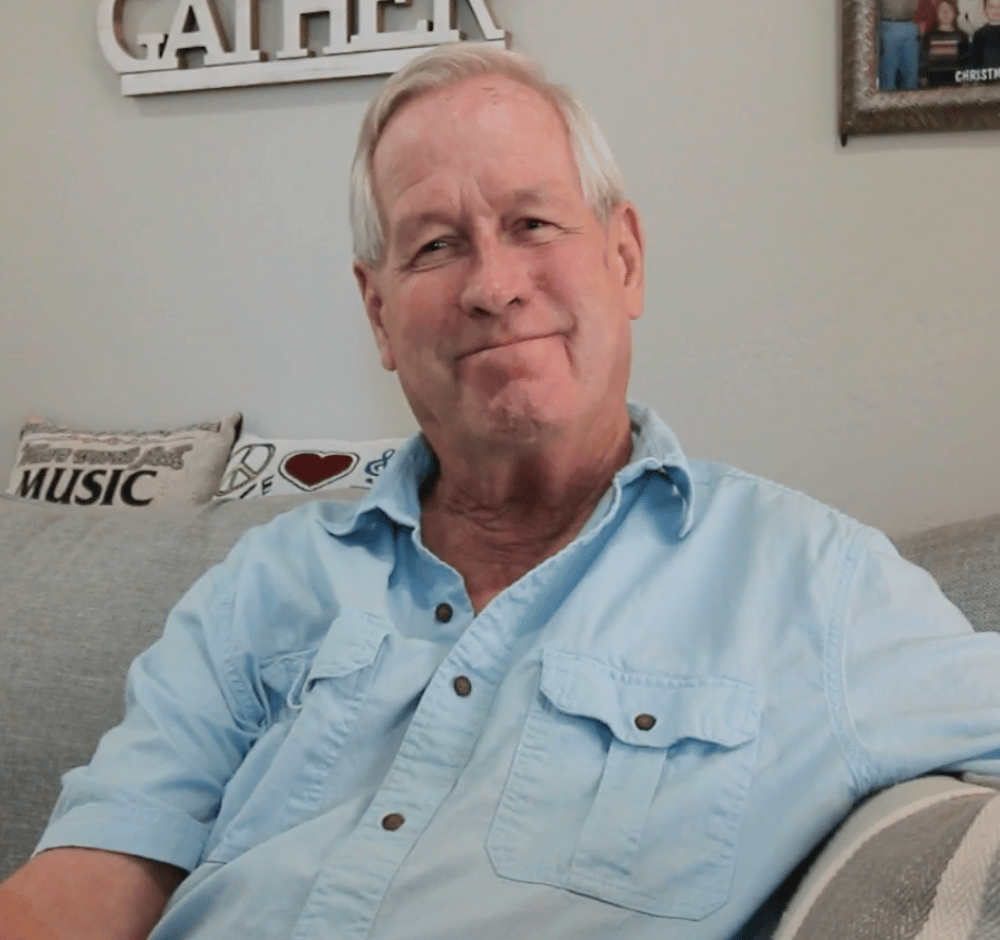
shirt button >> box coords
[435,602,453,623]
[453,675,472,697]
[634,713,657,731]
[381,812,405,831]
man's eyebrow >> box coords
[392,210,455,249]
[390,184,576,247]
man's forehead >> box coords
[370,74,579,226]
[375,74,567,163]
[395,72,556,123]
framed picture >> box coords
[840,0,1000,143]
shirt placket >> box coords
[289,485,636,940]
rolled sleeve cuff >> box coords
[34,804,210,872]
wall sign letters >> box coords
[98,0,508,96]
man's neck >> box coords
[418,413,634,613]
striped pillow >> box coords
[775,775,1000,940]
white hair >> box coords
[350,43,627,264]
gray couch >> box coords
[2,492,999,936]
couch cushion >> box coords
[895,513,1000,634]
[0,490,358,880]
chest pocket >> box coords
[487,649,761,920]
[203,611,389,866]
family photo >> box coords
[879,0,1000,89]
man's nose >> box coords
[459,238,531,317]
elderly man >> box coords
[4,43,1000,940]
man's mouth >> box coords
[459,334,558,359]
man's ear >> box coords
[611,202,645,322]
[353,260,396,372]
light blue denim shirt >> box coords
[37,403,1000,940]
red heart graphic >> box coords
[279,451,358,491]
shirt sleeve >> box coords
[34,535,269,872]
[834,528,1000,794]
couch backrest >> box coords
[1,494,998,883]
[0,492,355,880]
[895,514,1000,634]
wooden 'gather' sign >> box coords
[98,0,508,96]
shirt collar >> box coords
[621,401,696,537]
[316,431,430,537]
[317,401,695,540]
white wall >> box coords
[1,0,998,537]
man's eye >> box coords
[515,218,558,239]
[408,236,465,269]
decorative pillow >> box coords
[214,434,407,500]
[6,414,241,508]
[773,775,1000,940]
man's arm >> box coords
[837,528,1000,787]
[0,848,185,940]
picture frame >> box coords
[840,0,1000,143]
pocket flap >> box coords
[539,649,760,749]
[306,609,390,686]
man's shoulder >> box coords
[209,493,379,634]
[686,458,880,550]
[231,491,367,549]
[218,492,387,602]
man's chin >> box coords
[458,391,576,450]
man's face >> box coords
[355,75,644,454]
[986,0,1000,23]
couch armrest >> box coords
[772,775,1000,940]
